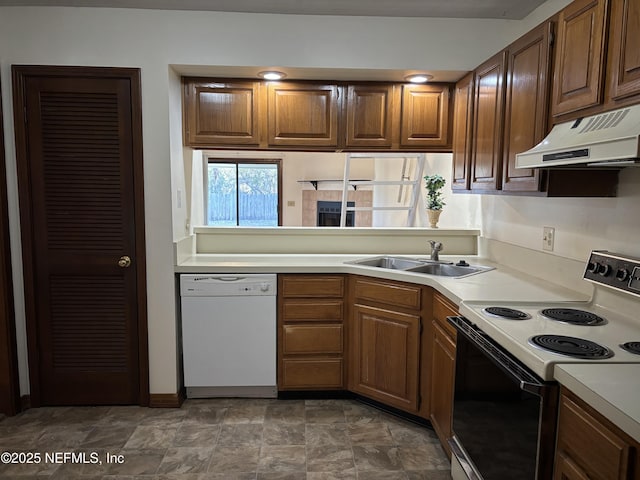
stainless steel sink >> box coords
[347,256,493,278]
[350,256,426,270]
[405,263,493,277]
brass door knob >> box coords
[118,255,132,268]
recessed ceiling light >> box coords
[258,71,286,80]
[405,74,433,83]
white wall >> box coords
[0,1,589,396]
[479,168,640,261]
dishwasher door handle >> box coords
[216,276,246,282]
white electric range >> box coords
[458,250,640,381]
[449,250,640,480]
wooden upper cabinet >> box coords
[183,79,260,146]
[451,73,474,190]
[400,84,451,148]
[608,0,640,101]
[502,21,553,193]
[267,82,340,147]
[345,84,394,148]
[470,51,506,191]
[552,0,609,117]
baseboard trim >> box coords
[149,390,185,408]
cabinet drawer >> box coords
[433,292,458,338]
[283,325,343,354]
[281,359,343,389]
[281,276,344,298]
[282,299,343,321]
[354,277,421,310]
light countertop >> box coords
[175,253,590,306]
[554,364,640,443]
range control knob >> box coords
[597,263,612,276]
[587,261,598,273]
[615,269,630,282]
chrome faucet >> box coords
[428,240,443,261]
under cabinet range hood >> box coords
[516,104,640,168]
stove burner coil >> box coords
[529,335,614,359]
[483,307,531,320]
[540,308,607,326]
[620,342,640,355]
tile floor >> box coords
[0,398,451,479]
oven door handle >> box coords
[447,316,546,392]
[521,381,543,395]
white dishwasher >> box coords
[180,274,277,398]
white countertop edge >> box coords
[554,364,640,443]
[192,226,481,236]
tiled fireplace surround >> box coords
[302,190,373,227]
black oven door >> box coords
[447,316,558,480]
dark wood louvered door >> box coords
[12,66,148,406]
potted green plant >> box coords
[424,174,446,228]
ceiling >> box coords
[0,0,548,19]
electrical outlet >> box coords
[543,226,555,252]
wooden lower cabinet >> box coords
[350,303,421,412]
[554,389,640,480]
[278,273,469,457]
[428,292,458,457]
[348,276,428,414]
[278,275,345,390]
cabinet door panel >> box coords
[346,84,393,147]
[552,0,608,117]
[430,321,456,457]
[400,84,451,148]
[556,393,631,480]
[184,80,260,146]
[470,51,506,191]
[267,83,339,147]
[609,0,640,100]
[502,22,552,192]
[352,304,420,412]
[451,73,474,190]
